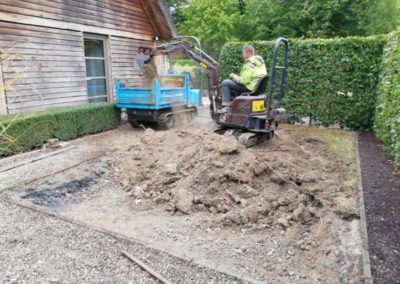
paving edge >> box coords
[355,133,373,284]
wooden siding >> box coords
[0,0,156,38]
[0,21,87,113]
[110,36,153,88]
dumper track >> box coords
[157,107,198,130]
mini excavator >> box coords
[136,36,289,147]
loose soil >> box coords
[0,111,365,283]
[359,132,400,284]
[113,126,358,228]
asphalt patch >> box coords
[20,173,103,208]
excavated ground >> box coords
[113,126,359,228]
[1,115,364,283]
[106,122,362,283]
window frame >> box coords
[83,33,111,103]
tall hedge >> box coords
[0,103,121,156]
[374,30,400,168]
[220,36,385,130]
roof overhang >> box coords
[139,0,177,40]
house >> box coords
[0,0,176,114]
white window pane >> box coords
[86,59,106,77]
[84,39,104,57]
[87,78,107,103]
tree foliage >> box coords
[176,0,244,56]
[164,0,188,25]
[244,0,399,40]
[168,0,399,53]
[365,0,400,35]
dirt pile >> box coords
[111,127,353,227]
[142,57,159,89]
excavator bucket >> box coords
[134,54,151,74]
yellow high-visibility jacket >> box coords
[236,55,267,91]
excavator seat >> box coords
[241,75,269,96]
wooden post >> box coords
[121,251,172,284]
[0,58,8,115]
[106,35,114,103]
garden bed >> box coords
[359,132,400,283]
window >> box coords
[84,36,108,103]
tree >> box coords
[170,0,399,56]
[238,0,246,15]
[164,0,189,26]
[243,0,400,40]
[177,0,245,56]
[365,0,400,35]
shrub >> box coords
[0,103,121,156]
[173,64,208,90]
[220,36,385,130]
[374,30,400,168]
[174,59,198,67]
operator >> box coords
[218,45,267,113]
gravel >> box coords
[0,199,243,283]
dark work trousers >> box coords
[221,79,250,105]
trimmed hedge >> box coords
[0,103,121,156]
[220,36,385,130]
[374,30,400,168]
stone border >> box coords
[355,133,373,284]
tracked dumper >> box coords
[115,74,201,130]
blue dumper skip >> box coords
[115,74,201,129]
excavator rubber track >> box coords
[215,128,274,148]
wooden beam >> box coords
[0,58,8,114]
[139,0,176,40]
[0,12,154,41]
[121,251,172,284]
[0,146,77,173]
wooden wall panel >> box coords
[0,21,87,113]
[0,0,156,37]
[110,36,153,88]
